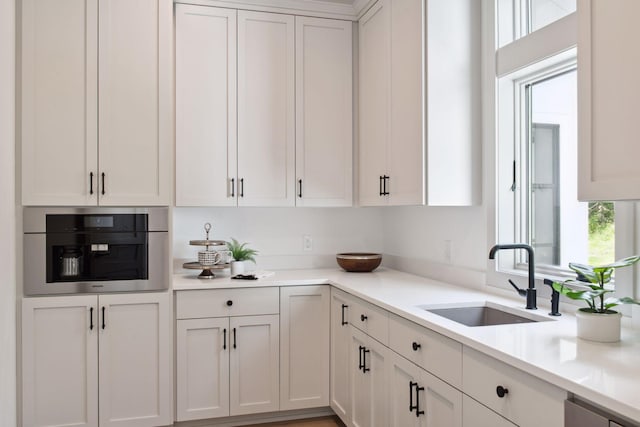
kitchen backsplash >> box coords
[173,207,385,271]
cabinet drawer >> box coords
[349,296,388,345]
[463,347,566,427]
[389,314,462,388]
[176,287,279,319]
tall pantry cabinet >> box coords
[21,0,172,206]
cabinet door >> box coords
[98,293,171,427]
[237,11,295,206]
[330,290,352,422]
[462,395,516,427]
[22,296,98,427]
[358,0,390,207]
[21,0,98,206]
[420,369,462,427]
[295,17,353,207]
[388,0,425,205]
[280,286,330,410]
[350,328,388,427]
[388,351,423,427]
[175,5,237,206]
[577,0,640,200]
[98,0,171,206]
[176,318,230,421]
[229,314,279,415]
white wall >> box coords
[173,207,385,271]
[382,206,487,287]
[0,0,16,423]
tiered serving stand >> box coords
[182,223,229,279]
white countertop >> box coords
[173,267,640,422]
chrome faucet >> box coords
[489,244,537,310]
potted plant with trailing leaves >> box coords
[226,238,258,276]
[552,255,640,342]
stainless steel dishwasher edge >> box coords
[565,399,638,427]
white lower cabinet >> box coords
[280,286,330,410]
[21,293,171,427]
[229,315,280,416]
[462,395,516,427]
[330,289,352,421]
[349,327,389,427]
[462,346,566,427]
[176,318,230,420]
[388,351,462,427]
[176,313,279,421]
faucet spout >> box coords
[489,243,537,310]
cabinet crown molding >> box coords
[173,0,359,20]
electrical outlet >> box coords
[303,235,313,251]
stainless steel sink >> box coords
[422,303,551,327]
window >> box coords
[511,67,615,273]
[490,2,622,287]
[497,0,576,47]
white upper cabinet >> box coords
[295,17,353,207]
[21,0,98,206]
[359,0,391,206]
[21,0,172,206]
[175,5,237,206]
[237,11,296,207]
[359,0,480,206]
[577,0,640,200]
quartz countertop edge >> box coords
[173,267,640,423]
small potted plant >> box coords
[552,255,640,342]
[226,238,258,276]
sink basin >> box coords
[421,302,551,327]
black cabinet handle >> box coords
[362,348,370,373]
[89,172,94,195]
[341,304,348,326]
[223,328,227,350]
[298,179,303,198]
[409,381,418,412]
[415,384,425,417]
[231,178,235,197]
[358,345,364,371]
[89,307,94,330]
[101,306,106,330]
[383,175,390,195]
[361,314,368,322]
[239,178,244,197]
[496,385,509,398]
[412,342,421,351]
[233,327,237,349]
[226,300,233,307]
[379,176,383,196]
[101,172,106,195]
[409,381,416,413]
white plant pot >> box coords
[576,309,622,343]
[230,260,245,276]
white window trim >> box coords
[485,2,637,313]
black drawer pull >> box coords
[89,172,94,195]
[101,306,106,329]
[415,384,424,417]
[223,328,227,350]
[409,381,417,413]
[496,385,509,398]
[362,348,370,373]
[360,314,368,322]
[233,327,237,349]
[226,300,233,307]
[358,345,364,371]
[412,342,421,351]
[341,304,348,325]
[89,307,94,330]
[231,178,235,197]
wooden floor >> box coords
[243,416,344,427]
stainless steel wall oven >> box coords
[23,207,169,295]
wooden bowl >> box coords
[336,253,382,272]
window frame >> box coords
[486,1,637,313]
